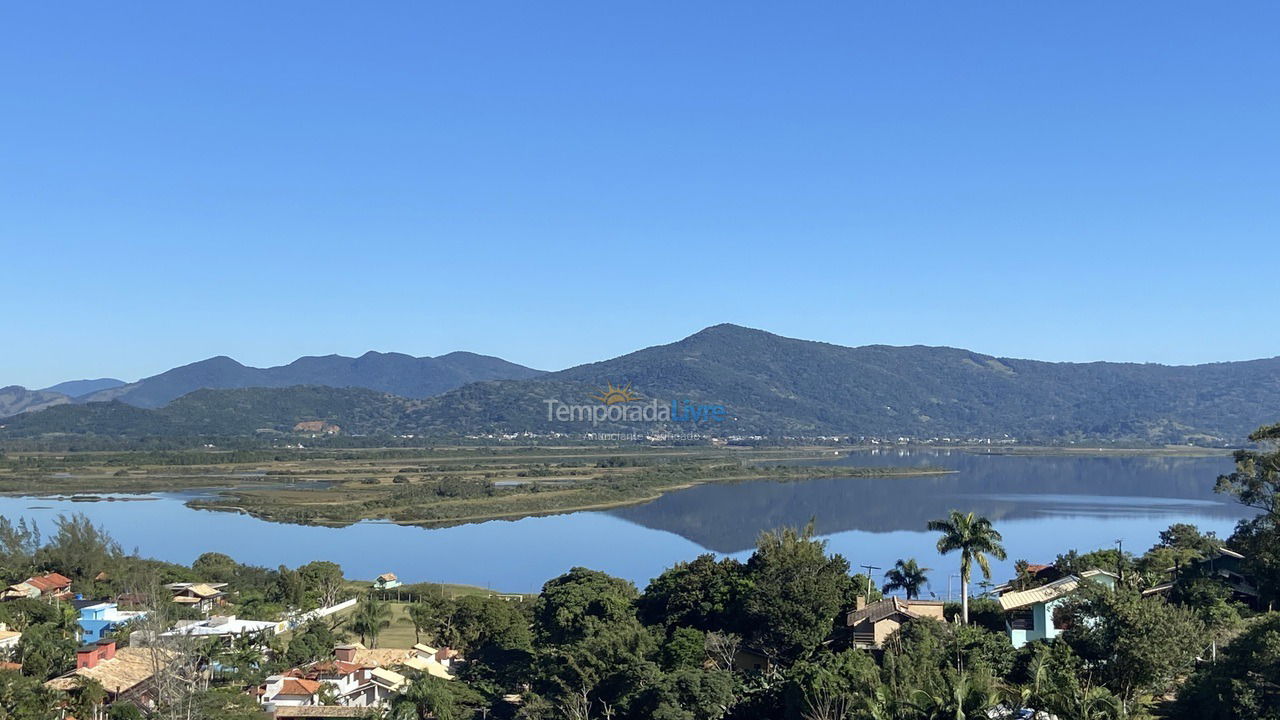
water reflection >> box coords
[608,452,1247,553]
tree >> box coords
[927,511,1006,624]
[390,675,482,720]
[533,567,639,646]
[350,593,392,647]
[16,622,75,680]
[1216,423,1280,606]
[0,668,60,720]
[882,558,930,600]
[743,523,852,660]
[1058,584,1205,713]
[638,554,749,632]
[1172,613,1280,719]
[297,561,345,608]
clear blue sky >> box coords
[3,3,1278,388]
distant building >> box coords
[160,615,279,647]
[78,602,149,643]
[164,582,229,613]
[998,569,1118,648]
[372,573,401,591]
[846,597,946,649]
[294,421,341,435]
[3,572,73,601]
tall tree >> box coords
[927,511,1006,624]
[744,523,852,660]
[882,558,930,600]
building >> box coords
[46,640,180,710]
[160,615,279,647]
[372,573,401,591]
[79,602,150,643]
[259,645,418,711]
[3,572,73,601]
[164,582,229,613]
[0,624,21,656]
[294,421,341,435]
[998,569,1118,648]
[1144,547,1260,608]
[845,597,946,649]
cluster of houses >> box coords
[842,545,1260,652]
[257,642,458,711]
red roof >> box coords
[278,678,322,697]
[27,573,72,593]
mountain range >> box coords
[0,351,543,418]
[3,324,1279,444]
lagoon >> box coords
[0,450,1252,595]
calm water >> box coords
[0,451,1253,594]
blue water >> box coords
[0,451,1252,594]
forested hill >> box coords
[3,325,1279,444]
[398,324,1280,443]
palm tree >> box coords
[927,510,1007,624]
[882,558,930,600]
[351,593,392,648]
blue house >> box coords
[999,569,1118,648]
[78,602,149,644]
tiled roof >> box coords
[46,647,179,695]
[27,573,72,592]
[277,678,323,697]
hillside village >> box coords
[0,426,1274,720]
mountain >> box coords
[77,351,544,408]
[40,378,126,398]
[5,325,1279,444]
[1,386,410,437]
[0,386,72,418]
[396,324,1280,443]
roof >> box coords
[376,573,398,582]
[277,678,322,697]
[0,630,21,642]
[302,660,364,677]
[162,617,278,637]
[847,597,944,626]
[174,583,224,598]
[346,644,412,668]
[46,647,179,695]
[402,656,454,680]
[999,570,1118,611]
[369,667,408,690]
[27,573,72,592]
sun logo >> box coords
[591,382,640,405]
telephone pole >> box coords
[860,564,881,598]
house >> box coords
[846,597,946,649]
[160,615,279,647]
[3,572,73,601]
[372,573,401,591]
[260,645,418,710]
[79,602,150,643]
[401,644,457,680]
[261,676,325,707]
[1144,547,1260,608]
[0,624,21,656]
[46,640,179,710]
[164,582,229,613]
[998,569,1118,648]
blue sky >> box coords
[2,3,1278,387]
